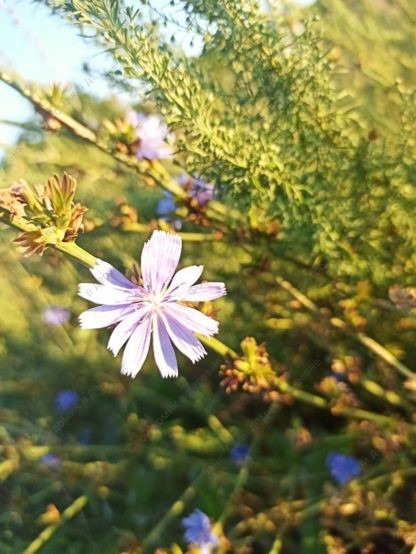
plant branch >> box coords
[23,496,88,554]
[275,276,416,381]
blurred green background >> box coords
[1,1,416,553]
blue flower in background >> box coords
[156,192,176,217]
[230,443,250,463]
[156,191,182,230]
[326,452,361,485]
[177,174,215,206]
[156,175,215,230]
[42,306,70,326]
[182,509,218,551]
[54,390,79,413]
[40,453,60,469]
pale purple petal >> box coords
[152,314,178,378]
[176,175,215,206]
[42,306,70,325]
[108,306,149,356]
[138,143,172,160]
[165,265,204,299]
[176,282,226,302]
[78,283,143,305]
[141,231,182,293]
[79,304,134,329]
[121,315,152,378]
[190,179,215,205]
[161,311,206,363]
[128,113,172,160]
[137,114,168,140]
[164,303,219,336]
[90,259,136,290]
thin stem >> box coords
[55,241,97,267]
[276,276,416,381]
[0,118,35,130]
[3,444,128,457]
[217,403,280,527]
[275,377,327,408]
[23,496,88,554]
[194,335,413,428]
[269,535,284,554]
[142,474,201,548]
[198,335,238,358]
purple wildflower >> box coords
[326,452,361,485]
[230,444,250,463]
[156,175,215,228]
[54,389,79,412]
[42,306,70,326]
[156,192,182,230]
[78,231,226,378]
[177,175,215,206]
[40,453,60,469]
[127,111,172,160]
[182,509,218,552]
[156,193,176,217]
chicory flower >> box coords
[78,231,226,378]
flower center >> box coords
[147,291,165,310]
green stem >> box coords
[276,276,416,381]
[0,118,36,130]
[275,377,327,408]
[217,403,280,526]
[366,467,416,489]
[55,241,97,267]
[142,474,201,548]
[3,444,128,458]
[269,535,284,554]
[198,335,238,358]
[23,496,88,554]
[195,334,412,428]
[281,377,407,426]
[331,316,416,381]
[335,405,405,427]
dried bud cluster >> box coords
[317,375,360,414]
[181,177,212,227]
[0,184,27,218]
[219,337,290,403]
[397,520,416,546]
[110,198,139,228]
[389,285,416,311]
[331,356,362,384]
[353,420,406,457]
[1,173,87,256]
